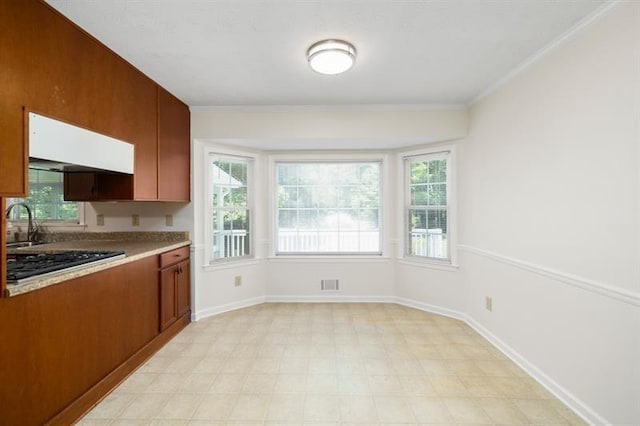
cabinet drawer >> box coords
[159,246,189,268]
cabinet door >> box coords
[64,172,134,201]
[176,260,190,318]
[159,267,177,331]
[157,87,190,201]
[64,173,97,201]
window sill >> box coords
[204,258,261,271]
[268,255,391,263]
[397,258,459,271]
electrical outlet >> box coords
[234,275,242,287]
[96,214,104,226]
[165,214,173,226]
[132,214,140,227]
[485,296,493,312]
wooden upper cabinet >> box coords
[158,87,191,201]
[0,0,157,198]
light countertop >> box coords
[5,232,190,297]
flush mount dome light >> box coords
[307,39,356,75]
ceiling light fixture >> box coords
[307,39,356,75]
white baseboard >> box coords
[192,296,266,321]
[395,296,608,425]
[265,295,395,303]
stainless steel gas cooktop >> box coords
[7,250,125,284]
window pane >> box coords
[7,170,78,222]
[210,155,251,261]
[276,162,381,254]
[411,184,428,206]
[278,164,298,185]
[278,209,297,229]
[406,155,450,261]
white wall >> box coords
[189,3,639,424]
[190,107,468,316]
[84,202,192,232]
[192,107,468,149]
[450,3,638,423]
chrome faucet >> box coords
[5,202,36,242]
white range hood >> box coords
[28,112,134,174]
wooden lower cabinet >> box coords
[159,247,191,331]
[0,250,191,425]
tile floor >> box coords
[77,303,586,425]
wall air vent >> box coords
[321,279,339,291]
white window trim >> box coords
[399,145,458,268]
[204,146,257,266]
[269,152,389,258]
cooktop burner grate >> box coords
[7,250,126,283]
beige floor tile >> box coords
[337,374,372,395]
[266,394,306,421]
[304,395,340,421]
[283,345,311,359]
[279,357,310,374]
[460,376,503,397]
[307,373,339,394]
[139,356,176,374]
[431,376,470,397]
[418,359,451,375]
[206,343,237,357]
[250,357,282,374]
[150,419,190,425]
[442,398,492,424]
[549,400,588,425]
[374,395,416,422]
[274,373,308,393]
[228,394,271,421]
[177,373,216,393]
[209,373,246,393]
[369,374,405,395]
[110,419,153,425]
[475,359,520,377]
[242,373,277,394]
[83,393,134,419]
[338,395,379,422]
[223,357,255,374]
[480,398,529,425]
[79,304,583,426]
[408,396,453,423]
[514,399,569,424]
[308,358,337,374]
[155,394,203,420]
[391,359,426,375]
[116,373,158,394]
[75,420,112,426]
[335,357,367,375]
[191,356,227,374]
[445,359,485,376]
[364,358,396,375]
[491,377,542,398]
[118,394,172,420]
[167,356,203,375]
[258,343,286,358]
[145,373,186,394]
[399,375,438,396]
[191,393,238,420]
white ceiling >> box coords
[46,0,606,107]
